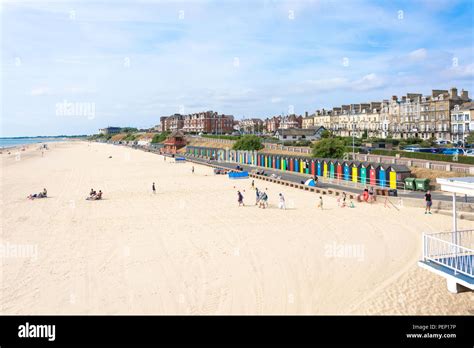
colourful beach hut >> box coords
[310,159,316,176]
[376,165,388,187]
[368,164,377,186]
[328,160,335,179]
[323,160,329,178]
[336,160,343,180]
[351,162,359,183]
[358,162,369,185]
[293,157,298,172]
[316,160,322,176]
[343,161,352,181]
[387,165,411,189]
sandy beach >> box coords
[1,141,472,314]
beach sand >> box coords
[1,141,472,314]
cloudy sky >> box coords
[1,0,473,136]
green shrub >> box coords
[312,138,346,158]
[370,149,474,165]
[202,134,240,140]
[232,135,263,151]
[151,132,170,143]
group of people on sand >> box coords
[337,191,355,208]
[27,188,47,200]
[358,186,376,203]
[86,188,103,200]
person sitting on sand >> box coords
[95,190,102,200]
[349,200,355,208]
[363,187,369,202]
[339,192,347,207]
[369,187,375,202]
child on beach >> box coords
[424,190,432,214]
[152,182,156,194]
[192,166,194,174]
[339,192,347,207]
[237,191,244,207]
[278,193,286,210]
[255,188,260,205]
[349,200,355,208]
[317,196,323,210]
[251,180,255,189]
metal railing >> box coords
[422,229,474,278]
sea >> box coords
[0,137,75,149]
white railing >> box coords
[422,229,474,278]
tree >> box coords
[466,131,474,144]
[311,138,346,159]
[321,130,331,138]
[232,135,264,151]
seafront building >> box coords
[146,87,473,143]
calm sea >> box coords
[0,137,70,149]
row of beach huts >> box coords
[185,146,415,190]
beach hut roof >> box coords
[387,164,411,172]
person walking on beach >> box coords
[317,196,323,210]
[278,193,286,210]
[192,166,194,174]
[237,191,244,207]
[255,188,260,205]
[424,190,432,214]
[152,182,156,194]
[251,180,255,189]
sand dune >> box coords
[1,141,472,314]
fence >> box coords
[422,229,474,278]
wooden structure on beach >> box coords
[162,131,186,154]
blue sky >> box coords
[1,0,473,136]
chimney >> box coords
[305,111,309,117]
[450,87,458,98]
[461,89,469,100]
[391,95,398,101]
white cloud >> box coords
[30,86,51,96]
[408,48,427,60]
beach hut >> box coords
[358,162,370,185]
[335,160,343,180]
[351,161,360,183]
[304,158,310,174]
[272,155,277,169]
[323,160,329,178]
[329,160,335,179]
[368,164,377,186]
[310,159,316,176]
[316,159,322,176]
[293,157,299,172]
[343,161,352,181]
[376,164,388,187]
[387,165,411,189]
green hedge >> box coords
[201,134,240,140]
[371,149,474,165]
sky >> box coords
[1,0,473,136]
